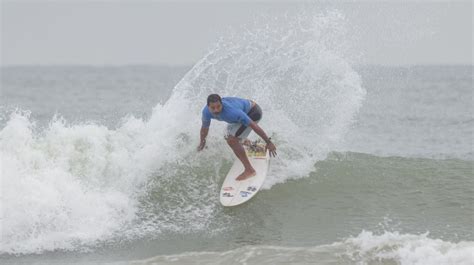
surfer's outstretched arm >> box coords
[249,121,277,157]
[197,127,209,151]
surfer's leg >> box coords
[226,136,256,181]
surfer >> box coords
[197,94,277,181]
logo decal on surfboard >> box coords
[223,187,233,191]
[247,186,257,192]
[222,192,234,197]
[240,191,252,197]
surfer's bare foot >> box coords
[236,169,256,181]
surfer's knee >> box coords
[226,135,239,145]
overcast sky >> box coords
[1,1,472,66]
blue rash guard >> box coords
[201,97,252,128]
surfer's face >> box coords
[208,101,222,115]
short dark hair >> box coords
[207,94,222,105]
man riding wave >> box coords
[197,94,277,181]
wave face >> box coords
[0,10,365,255]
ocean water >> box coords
[1,11,473,265]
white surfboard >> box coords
[220,141,270,207]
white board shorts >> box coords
[225,104,262,140]
[225,120,260,140]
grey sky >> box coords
[1,1,472,66]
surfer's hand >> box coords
[197,140,206,151]
[265,142,277,157]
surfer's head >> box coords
[207,94,222,115]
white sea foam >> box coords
[342,230,474,265]
[1,111,140,254]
